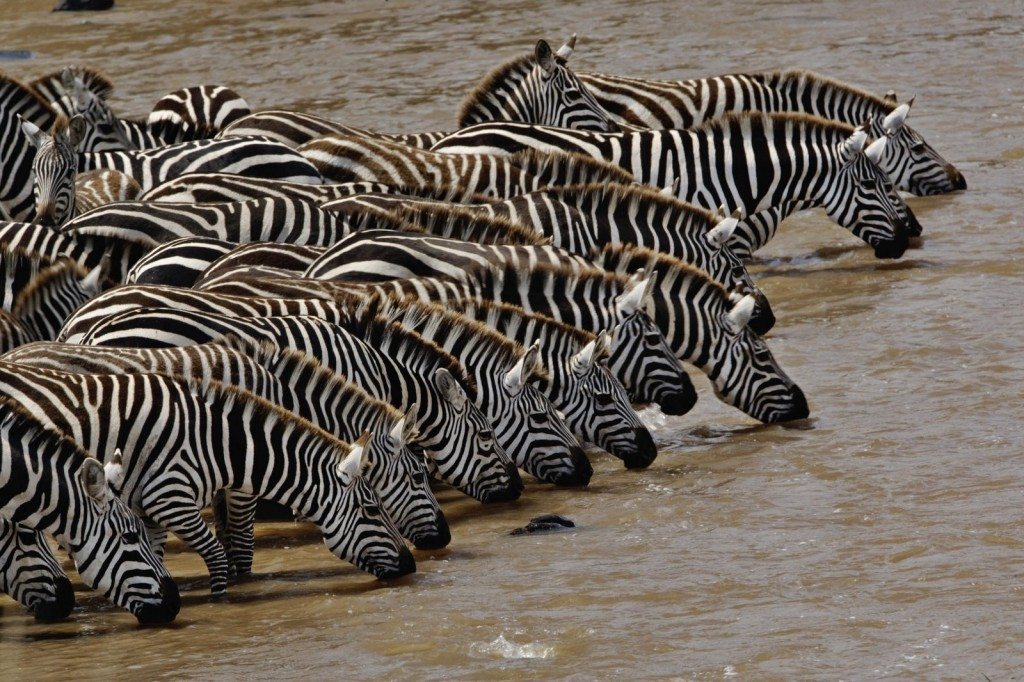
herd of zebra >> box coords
[0,35,964,626]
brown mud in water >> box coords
[1,0,1022,677]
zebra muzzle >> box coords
[134,577,181,626]
[31,576,76,622]
[617,427,658,470]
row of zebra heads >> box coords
[0,35,964,625]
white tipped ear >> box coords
[389,414,407,444]
[555,33,577,60]
[572,338,598,372]
[401,403,419,442]
[617,275,647,315]
[864,136,887,164]
[81,253,110,292]
[705,210,741,249]
[883,90,898,103]
[338,435,369,485]
[595,329,613,360]
[504,343,540,393]
[882,102,910,133]
[726,294,757,331]
[103,449,124,490]
[535,39,557,74]
[659,178,681,196]
[840,127,868,162]
[19,116,42,147]
[80,457,109,503]
[433,368,466,410]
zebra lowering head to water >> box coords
[430,114,913,259]
[0,521,74,622]
[576,68,965,196]
[0,398,180,624]
[0,363,416,595]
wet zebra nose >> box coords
[946,165,967,191]
[619,427,658,470]
[658,381,698,416]
[32,577,75,622]
[135,577,180,626]
[873,219,909,259]
[551,447,592,487]
[412,512,451,550]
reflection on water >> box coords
[1,0,1023,677]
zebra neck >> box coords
[0,439,88,547]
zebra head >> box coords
[567,331,658,469]
[318,439,416,580]
[363,407,450,551]
[72,457,180,624]
[528,38,619,132]
[429,368,524,503]
[21,115,83,227]
[874,94,965,196]
[824,126,911,259]
[0,520,74,622]
[58,68,135,151]
[708,295,809,423]
[608,272,697,415]
[706,211,776,336]
[493,342,592,486]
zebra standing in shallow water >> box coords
[0,398,180,623]
[430,114,913,259]
[576,67,966,196]
[0,363,416,595]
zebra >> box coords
[0,521,75,622]
[3,337,450,560]
[125,236,236,286]
[137,173,396,203]
[0,362,416,595]
[193,242,323,289]
[74,169,142,213]
[429,114,914,259]
[322,181,773,333]
[76,135,324,191]
[219,36,614,149]
[21,115,83,226]
[0,71,59,221]
[344,297,591,486]
[575,67,966,196]
[28,67,134,151]
[0,397,180,623]
[297,135,636,194]
[435,296,657,468]
[292,257,808,423]
[70,306,522,503]
[148,85,252,139]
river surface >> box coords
[0,0,1022,678]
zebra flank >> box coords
[74,169,142,213]
[0,397,179,623]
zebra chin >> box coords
[368,545,417,580]
[609,427,659,470]
[132,577,181,626]
[30,577,76,623]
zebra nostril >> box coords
[947,165,967,191]
[32,577,76,622]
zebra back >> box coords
[124,236,235,286]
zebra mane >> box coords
[458,52,536,127]
[509,148,637,186]
[12,258,94,317]
[384,183,496,205]
[594,242,730,302]
[479,257,630,293]
[0,395,90,466]
[375,294,551,382]
[0,308,31,349]
[176,372,356,455]
[0,71,55,127]
[768,69,897,114]
[692,110,856,142]
[549,182,718,227]
[455,297,594,348]
[1,246,64,308]
[384,203,548,246]
[338,304,479,397]
[212,335,402,423]
[29,65,116,102]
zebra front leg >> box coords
[149,505,232,597]
[222,490,257,577]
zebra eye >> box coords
[364,504,382,517]
[858,177,877,189]
[120,531,139,544]
[478,429,494,443]
[528,412,550,428]
[911,141,926,152]
[595,392,615,407]
[644,331,663,345]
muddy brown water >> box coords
[1,0,1022,678]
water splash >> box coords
[469,633,555,660]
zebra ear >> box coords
[839,127,868,163]
[433,368,467,410]
[595,329,613,360]
[555,33,577,61]
[725,294,757,332]
[103,449,125,492]
[535,40,557,75]
[81,457,111,505]
[882,99,913,134]
[504,342,540,393]
[571,338,598,373]
[338,435,369,485]
[864,136,887,165]
[68,115,87,147]
[390,404,419,446]
[60,67,76,92]
[617,272,654,316]
[706,210,741,249]
[659,178,681,196]
[19,116,43,147]
[81,253,110,292]
[883,90,898,103]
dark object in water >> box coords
[0,51,33,61]
[509,514,576,536]
[53,0,114,10]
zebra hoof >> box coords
[31,577,76,622]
